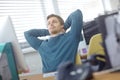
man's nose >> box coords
[49,23,54,26]
[48,23,53,28]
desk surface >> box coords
[93,72,120,80]
[19,71,120,80]
[19,73,55,80]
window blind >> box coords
[0,0,55,44]
[0,0,104,48]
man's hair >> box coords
[47,14,64,25]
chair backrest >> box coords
[74,33,105,66]
[87,33,105,62]
[86,33,106,71]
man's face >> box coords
[47,17,63,35]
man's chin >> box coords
[50,30,58,34]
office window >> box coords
[0,0,55,44]
[0,0,104,48]
[57,0,104,21]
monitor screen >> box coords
[0,16,29,73]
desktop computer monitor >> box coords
[0,16,29,74]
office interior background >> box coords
[0,0,119,74]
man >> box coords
[24,9,83,73]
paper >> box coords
[43,71,57,78]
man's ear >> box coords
[61,25,65,33]
[61,29,65,33]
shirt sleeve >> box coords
[24,29,49,50]
[64,9,83,41]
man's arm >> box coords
[64,9,83,41]
[24,29,49,50]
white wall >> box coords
[102,0,119,11]
[110,0,120,10]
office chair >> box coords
[86,33,106,71]
[87,33,105,56]
[74,33,104,65]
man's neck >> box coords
[50,32,64,37]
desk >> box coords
[19,73,55,80]
[93,72,120,80]
[19,71,120,80]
